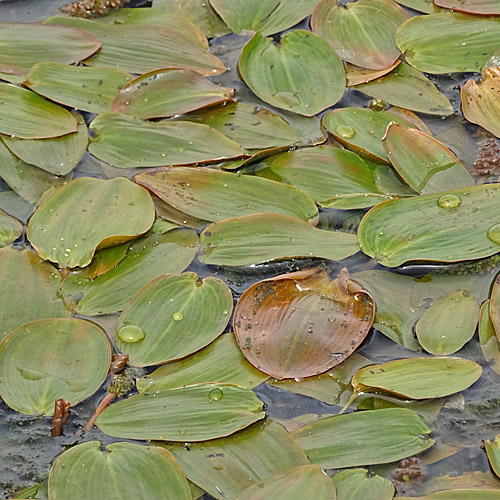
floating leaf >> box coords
[96,383,265,441]
[435,0,500,15]
[462,67,500,139]
[396,12,500,73]
[0,209,21,248]
[135,166,317,223]
[76,242,129,279]
[0,22,101,75]
[209,0,317,36]
[0,190,34,224]
[0,141,70,204]
[353,63,454,115]
[333,469,395,500]
[116,272,232,367]
[48,441,191,500]
[1,111,88,176]
[404,491,500,499]
[232,465,337,500]
[154,196,207,229]
[479,300,500,374]
[60,228,198,316]
[0,247,70,340]
[351,357,482,400]
[181,102,299,150]
[358,184,500,267]
[158,421,309,500]
[112,68,234,119]
[345,61,401,86]
[293,408,434,468]
[238,31,345,116]
[89,113,245,168]
[45,17,226,76]
[0,318,111,415]
[486,435,500,479]
[152,0,231,38]
[137,333,268,393]
[24,62,132,114]
[233,268,374,379]
[395,0,439,13]
[487,273,500,340]
[0,83,77,139]
[415,291,479,355]
[199,213,360,266]
[254,144,415,209]
[322,107,416,163]
[383,123,474,194]
[312,0,409,70]
[27,177,155,269]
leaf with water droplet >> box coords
[333,468,395,500]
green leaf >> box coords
[383,123,474,194]
[404,491,500,499]
[48,441,191,500]
[116,272,232,366]
[27,177,155,269]
[395,0,440,14]
[0,22,101,75]
[60,228,198,316]
[351,357,482,399]
[112,68,234,119]
[435,0,500,15]
[1,111,88,176]
[137,333,268,393]
[181,102,299,150]
[293,408,434,468]
[44,16,226,76]
[345,61,401,86]
[157,420,310,500]
[253,144,415,209]
[322,107,417,163]
[333,469,395,500]
[462,67,500,140]
[485,435,500,479]
[358,184,500,267]
[199,213,360,266]
[0,83,77,139]
[0,209,21,248]
[233,268,374,379]
[0,318,111,415]
[479,300,500,374]
[232,465,337,500]
[0,247,70,341]
[152,0,231,38]
[209,0,318,36]
[96,383,265,441]
[0,141,70,204]
[24,62,132,114]
[0,190,34,223]
[89,113,245,168]
[238,31,345,116]
[396,12,500,74]
[312,0,409,70]
[415,291,479,355]
[487,273,500,344]
[352,63,454,116]
[135,166,317,223]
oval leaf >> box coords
[48,441,191,500]
[351,357,482,399]
[0,22,101,75]
[479,300,500,373]
[96,383,265,441]
[232,465,337,500]
[415,291,480,355]
[116,272,233,367]
[333,469,395,500]
[345,61,401,86]
[233,268,374,379]
[27,177,155,268]
[135,166,318,224]
[238,31,345,116]
[435,0,500,15]
[199,213,360,266]
[0,318,111,415]
[0,209,22,248]
[89,112,246,168]
[312,0,409,70]
[293,408,434,468]
[383,123,474,194]
[485,435,500,479]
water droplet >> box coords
[222,309,229,315]
[209,388,224,401]
[172,312,184,321]
[437,194,462,209]
[487,223,500,244]
[118,325,146,343]
[335,125,356,139]
[272,91,300,107]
